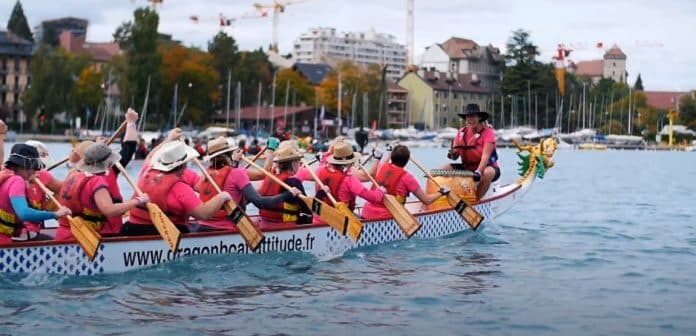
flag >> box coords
[189,15,199,24]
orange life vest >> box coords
[57,171,106,232]
[0,170,21,235]
[128,169,190,225]
[315,166,354,210]
[258,172,300,223]
[197,166,232,222]
[453,127,497,171]
[374,163,408,203]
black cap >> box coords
[458,103,489,122]
[5,144,43,170]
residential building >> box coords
[293,27,406,82]
[387,82,408,128]
[398,69,490,130]
[420,37,504,92]
[59,30,120,71]
[34,17,88,45]
[0,30,33,121]
[571,44,627,84]
[643,91,689,111]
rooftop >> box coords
[574,60,604,77]
[406,69,488,93]
[292,62,332,85]
[643,91,689,110]
[0,30,33,56]
[604,44,627,60]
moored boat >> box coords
[0,139,558,275]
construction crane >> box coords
[252,0,307,52]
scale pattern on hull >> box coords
[0,244,105,275]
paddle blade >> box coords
[224,202,264,251]
[302,196,348,237]
[68,216,102,261]
[383,195,421,238]
[335,202,362,242]
[146,203,182,252]
[446,193,484,230]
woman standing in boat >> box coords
[122,141,232,235]
[315,140,384,220]
[445,103,500,199]
[195,137,300,231]
[0,144,71,244]
[55,143,149,240]
[362,145,449,220]
[257,141,311,228]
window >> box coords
[435,103,439,111]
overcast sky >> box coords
[3,0,694,91]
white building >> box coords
[571,45,627,84]
[293,27,407,81]
[420,37,504,93]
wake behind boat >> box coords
[0,139,557,275]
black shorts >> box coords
[450,164,501,182]
[121,221,190,236]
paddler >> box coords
[20,140,62,240]
[121,141,232,235]
[55,143,149,240]
[0,144,71,244]
[256,141,311,228]
[444,103,500,199]
[194,137,301,231]
[361,145,450,220]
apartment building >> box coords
[0,31,33,121]
[293,27,407,82]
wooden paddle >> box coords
[409,157,484,230]
[113,162,181,252]
[191,158,264,251]
[241,156,351,238]
[244,146,267,168]
[48,121,128,171]
[300,160,363,242]
[357,162,422,238]
[33,178,102,260]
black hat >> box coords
[458,103,489,122]
[5,144,44,170]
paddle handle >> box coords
[356,162,380,189]
[409,157,442,188]
[192,158,223,194]
[244,147,268,168]
[47,121,128,171]
[114,162,144,197]
[32,178,63,211]
[242,156,302,198]
[301,160,338,205]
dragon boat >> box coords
[0,139,558,275]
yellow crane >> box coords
[253,0,307,52]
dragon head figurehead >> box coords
[513,137,558,180]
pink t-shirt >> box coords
[0,175,25,244]
[312,167,384,224]
[182,168,201,188]
[361,171,420,220]
[196,167,250,229]
[55,175,112,241]
[136,164,202,224]
[23,170,54,233]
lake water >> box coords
[1,142,695,335]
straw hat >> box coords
[25,140,51,166]
[326,140,360,165]
[151,141,199,172]
[77,143,121,174]
[203,136,236,161]
[5,144,43,170]
[272,142,304,163]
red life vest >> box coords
[258,172,300,223]
[374,163,408,203]
[0,170,21,236]
[453,127,496,171]
[57,171,107,232]
[105,169,123,202]
[26,180,46,210]
[315,166,354,210]
[128,169,190,225]
[197,166,232,222]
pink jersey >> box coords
[313,168,384,224]
[55,175,110,241]
[361,171,420,220]
[23,170,54,233]
[196,167,250,230]
[0,175,25,244]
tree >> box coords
[72,67,105,126]
[208,31,239,82]
[125,7,162,127]
[7,1,33,41]
[275,68,314,107]
[113,21,133,50]
[234,48,273,107]
[160,45,220,125]
[679,93,696,129]
[634,74,644,91]
[504,29,539,66]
